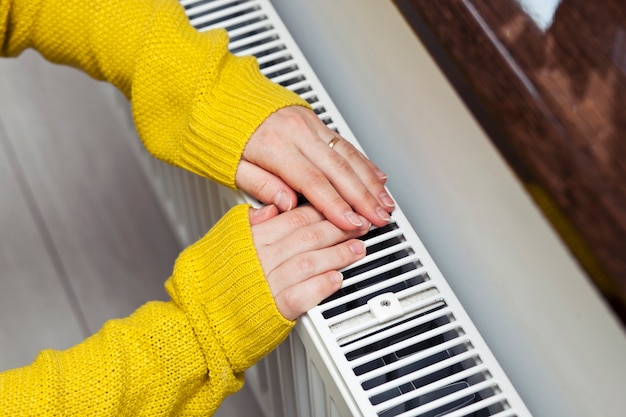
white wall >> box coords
[270,1,626,416]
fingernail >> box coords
[251,205,270,217]
[376,207,391,222]
[359,216,372,230]
[379,192,395,208]
[349,240,366,255]
[344,210,363,227]
[274,191,292,212]
[375,169,388,181]
[329,271,343,284]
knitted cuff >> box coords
[178,50,311,188]
[131,6,311,189]
[165,204,294,373]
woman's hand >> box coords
[236,106,395,231]
[249,204,370,320]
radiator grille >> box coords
[130,1,534,415]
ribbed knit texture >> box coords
[0,205,294,415]
[0,0,310,188]
[0,0,305,413]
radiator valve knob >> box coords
[368,293,403,323]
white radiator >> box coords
[125,0,534,415]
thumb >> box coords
[236,160,297,212]
[249,204,279,226]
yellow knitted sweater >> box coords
[0,0,310,415]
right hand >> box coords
[249,204,371,320]
[236,106,394,231]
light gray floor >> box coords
[0,50,261,416]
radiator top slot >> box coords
[193,6,261,30]
[229,24,274,42]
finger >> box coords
[235,160,298,212]
[251,205,326,247]
[325,137,395,210]
[318,130,388,185]
[266,148,370,230]
[249,204,279,226]
[266,238,366,296]
[274,271,343,320]
[300,138,392,228]
[261,217,369,273]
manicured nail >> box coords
[375,169,388,181]
[274,191,292,212]
[329,271,343,284]
[349,240,366,255]
[379,192,395,208]
[344,210,363,227]
[376,207,391,222]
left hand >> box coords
[249,204,370,320]
[235,106,395,230]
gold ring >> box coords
[328,136,341,149]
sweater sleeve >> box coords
[0,0,310,188]
[0,204,294,416]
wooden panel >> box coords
[0,120,84,370]
[0,51,182,334]
[393,0,626,323]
